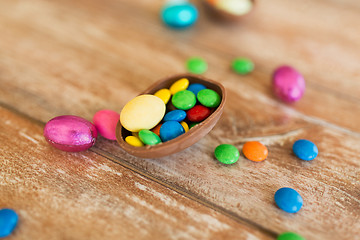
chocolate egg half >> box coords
[116,74,226,158]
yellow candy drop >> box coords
[180,121,189,132]
[120,94,166,132]
[169,78,189,95]
[154,88,171,104]
[125,136,144,147]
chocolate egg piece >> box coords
[44,115,98,152]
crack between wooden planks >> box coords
[0,102,46,127]
[231,128,305,146]
[0,101,277,238]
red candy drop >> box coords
[187,105,211,122]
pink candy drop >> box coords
[44,115,97,152]
[92,109,120,140]
[272,65,305,103]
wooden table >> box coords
[1,0,359,239]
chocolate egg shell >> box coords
[202,0,255,21]
[44,115,98,152]
[116,74,227,158]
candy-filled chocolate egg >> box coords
[117,74,226,158]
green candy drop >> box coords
[189,122,199,129]
[186,57,208,74]
[138,130,161,145]
[231,58,254,75]
[277,232,305,240]
[172,90,196,110]
[197,89,221,108]
[214,144,239,164]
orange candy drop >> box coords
[151,123,162,136]
[242,141,268,162]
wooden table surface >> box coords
[1,0,359,239]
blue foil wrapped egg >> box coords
[161,2,198,29]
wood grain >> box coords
[0,0,359,239]
[1,0,360,131]
[0,106,272,240]
[3,0,360,130]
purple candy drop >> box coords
[44,115,98,152]
[273,65,305,103]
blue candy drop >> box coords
[163,110,187,122]
[0,208,18,237]
[293,139,318,161]
[187,83,207,96]
[160,121,185,142]
[274,188,303,213]
[161,3,198,29]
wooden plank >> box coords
[0,0,359,239]
[0,106,272,240]
[0,0,360,132]
[97,118,360,240]
[121,0,360,129]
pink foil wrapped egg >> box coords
[92,109,120,140]
[272,65,305,103]
[44,115,98,152]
